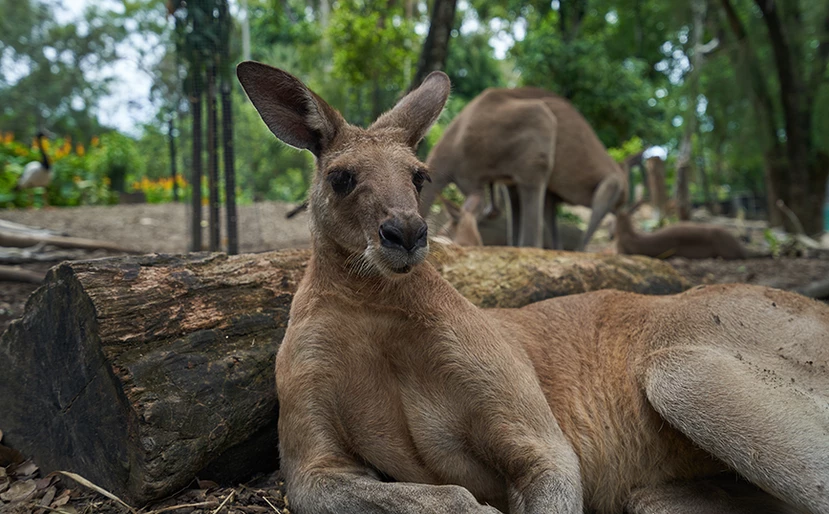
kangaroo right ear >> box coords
[237,61,345,157]
[440,195,462,222]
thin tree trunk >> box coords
[169,116,179,202]
[409,0,458,92]
[190,72,203,252]
[207,62,220,252]
[221,80,238,255]
[675,0,708,221]
[696,127,713,213]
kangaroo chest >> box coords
[298,311,508,504]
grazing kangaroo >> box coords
[614,201,752,260]
[238,62,829,514]
[420,87,627,250]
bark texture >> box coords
[0,244,687,505]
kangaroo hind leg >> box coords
[581,173,624,251]
[641,346,829,514]
[626,475,801,514]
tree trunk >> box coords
[717,0,784,227]
[645,157,669,218]
[675,0,708,221]
[190,75,204,252]
[754,0,820,233]
[0,245,687,506]
[409,0,458,92]
[221,80,238,256]
[168,116,178,203]
[207,63,221,252]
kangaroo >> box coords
[420,87,627,251]
[238,61,829,514]
[614,201,752,260]
[439,192,584,251]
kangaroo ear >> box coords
[439,195,462,222]
[370,71,451,148]
[237,61,345,157]
[462,192,483,219]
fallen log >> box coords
[795,278,829,300]
[0,264,44,283]
[0,230,140,254]
[0,243,687,505]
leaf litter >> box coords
[0,443,290,514]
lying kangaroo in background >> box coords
[614,201,752,259]
[439,192,584,250]
[420,87,627,250]
[238,62,829,514]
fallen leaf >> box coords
[198,479,220,490]
[0,478,8,494]
[36,476,54,490]
[0,466,6,478]
[51,488,70,508]
[11,460,38,477]
[55,506,78,514]
[40,485,57,506]
[0,479,37,502]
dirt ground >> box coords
[1,202,829,513]
[3,201,829,332]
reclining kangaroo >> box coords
[238,62,829,514]
[420,87,627,250]
[614,201,751,260]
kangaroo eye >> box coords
[328,168,356,196]
[412,169,431,193]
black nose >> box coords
[379,218,428,252]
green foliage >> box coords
[327,0,419,122]
[763,228,781,258]
[0,133,115,207]
[0,0,127,142]
[607,137,645,162]
[89,132,145,193]
[512,9,667,148]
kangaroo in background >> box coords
[438,191,584,250]
[614,201,752,259]
[238,61,829,514]
[420,87,627,251]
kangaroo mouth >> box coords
[391,264,413,274]
[369,242,428,277]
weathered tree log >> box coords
[0,244,687,505]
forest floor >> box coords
[1,201,828,513]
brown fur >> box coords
[238,62,829,514]
[421,88,628,251]
[614,204,750,260]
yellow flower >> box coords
[3,132,13,144]
[91,136,100,147]
[41,139,50,151]
[76,144,85,156]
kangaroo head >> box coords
[237,62,450,276]
[437,194,483,246]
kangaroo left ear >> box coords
[370,72,451,148]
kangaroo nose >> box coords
[379,218,428,252]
